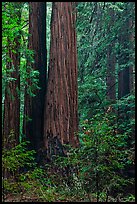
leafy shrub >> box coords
[2,111,135,202]
[2,140,57,202]
[2,141,36,197]
[52,112,135,202]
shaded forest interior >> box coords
[2,2,135,202]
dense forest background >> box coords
[2,2,135,202]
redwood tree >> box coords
[23,2,46,151]
[2,3,22,149]
[43,2,79,158]
[118,3,134,99]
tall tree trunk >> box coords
[2,6,21,150]
[117,3,135,185]
[118,3,134,99]
[23,2,47,151]
[117,2,135,144]
[118,68,130,99]
[44,2,79,159]
[2,3,22,188]
[128,4,135,94]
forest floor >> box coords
[4,197,83,202]
[3,194,92,202]
[3,195,40,202]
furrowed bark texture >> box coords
[3,40,20,149]
[23,2,46,150]
[44,2,79,158]
[3,5,21,149]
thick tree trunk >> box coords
[118,4,134,99]
[117,4,135,184]
[118,68,130,99]
[44,2,79,159]
[128,6,134,94]
[3,12,21,150]
[2,4,21,186]
[23,2,46,151]
[117,3,135,151]
[3,46,20,149]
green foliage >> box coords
[77,113,134,200]
[2,2,41,137]
[18,167,56,202]
[46,2,52,67]
[2,140,35,197]
[2,141,36,173]
[2,140,58,202]
[123,194,135,202]
[76,3,135,201]
[76,2,135,120]
[50,112,134,202]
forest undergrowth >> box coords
[2,110,135,202]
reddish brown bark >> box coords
[44,2,79,158]
[23,2,46,151]
[3,16,21,150]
